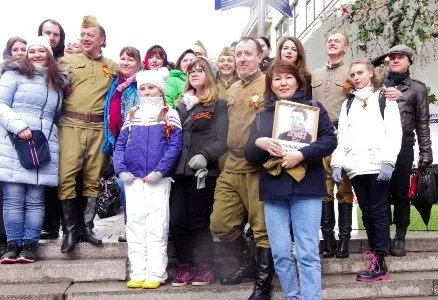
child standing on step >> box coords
[331,59,402,282]
[114,68,182,289]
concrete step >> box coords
[322,251,438,275]
[0,282,71,300]
[61,271,438,300]
[323,270,438,299]
[0,258,127,284]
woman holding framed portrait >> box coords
[244,60,337,299]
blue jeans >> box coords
[2,183,45,244]
[264,196,322,300]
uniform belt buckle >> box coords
[84,113,91,123]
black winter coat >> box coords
[173,99,228,177]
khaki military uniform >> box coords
[58,52,118,200]
[312,61,353,203]
[210,70,269,248]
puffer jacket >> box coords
[113,101,182,178]
[396,77,432,162]
[331,89,402,179]
[0,62,68,186]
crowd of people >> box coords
[0,14,433,300]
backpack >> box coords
[346,91,386,119]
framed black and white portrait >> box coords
[272,100,319,153]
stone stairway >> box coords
[2,233,438,299]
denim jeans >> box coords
[2,182,45,244]
[264,196,322,300]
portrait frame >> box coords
[272,100,320,153]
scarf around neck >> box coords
[352,84,374,102]
[387,70,410,87]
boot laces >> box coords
[363,251,380,273]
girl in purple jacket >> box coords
[114,68,182,289]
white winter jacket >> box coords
[331,87,402,179]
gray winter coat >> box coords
[0,62,68,186]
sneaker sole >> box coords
[192,281,214,286]
[0,258,17,264]
[172,281,190,287]
[16,257,35,263]
[356,273,390,282]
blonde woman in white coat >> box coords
[331,58,402,283]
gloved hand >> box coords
[376,163,395,181]
[119,172,135,184]
[188,154,207,169]
[419,156,432,171]
[332,167,343,184]
[143,171,163,184]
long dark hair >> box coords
[37,19,65,60]
[3,36,27,60]
[275,36,310,76]
[264,59,306,107]
[176,49,195,71]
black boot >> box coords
[390,227,407,257]
[321,201,336,258]
[41,187,61,240]
[0,234,6,257]
[221,235,256,285]
[17,240,37,263]
[356,253,389,282]
[82,197,102,246]
[336,203,352,258]
[248,247,274,300]
[61,199,80,253]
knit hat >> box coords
[218,46,233,57]
[197,56,218,79]
[82,15,100,28]
[136,67,169,93]
[26,36,53,56]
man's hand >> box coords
[419,157,432,171]
[281,151,304,169]
[384,87,402,101]
[255,137,283,157]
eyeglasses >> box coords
[188,68,204,76]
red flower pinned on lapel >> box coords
[248,94,260,108]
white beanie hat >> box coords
[136,67,169,93]
[26,36,53,56]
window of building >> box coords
[315,0,326,17]
[276,16,289,41]
[306,0,315,27]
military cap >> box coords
[218,46,233,57]
[194,40,206,52]
[82,16,100,28]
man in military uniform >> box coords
[373,45,433,256]
[57,16,118,253]
[210,37,273,300]
[312,32,354,259]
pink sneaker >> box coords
[172,263,197,287]
[192,263,215,286]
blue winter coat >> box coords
[0,62,68,186]
[113,103,183,178]
[244,90,337,201]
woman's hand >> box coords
[281,151,304,169]
[255,137,283,157]
[18,128,32,140]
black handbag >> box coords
[97,176,121,219]
[8,89,60,169]
[416,165,438,205]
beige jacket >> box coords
[311,60,349,123]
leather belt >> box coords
[62,110,104,123]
